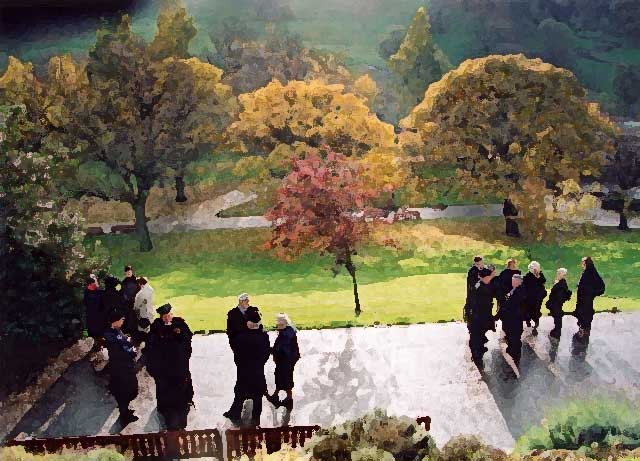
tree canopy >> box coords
[401,54,616,239]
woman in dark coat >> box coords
[146,303,194,430]
[84,275,106,346]
[268,313,300,411]
[523,261,547,335]
[574,256,605,337]
[546,268,572,339]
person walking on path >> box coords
[469,267,497,371]
[573,256,605,338]
[147,303,194,430]
[523,261,547,335]
[224,310,270,428]
[546,268,572,339]
[120,266,140,335]
[133,277,155,347]
[84,274,106,352]
[496,274,527,370]
[464,256,484,330]
[267,313,301,412]
[226,293,260,353]
[103,311,139,426]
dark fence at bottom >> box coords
[8,416,431,460]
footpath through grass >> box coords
[92,218,640,332]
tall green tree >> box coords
[388,6,451,116]
[613,64,640,119]
[70,14,234,251]
[401,54,616,240]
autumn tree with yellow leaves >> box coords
[401,54,616,239]
[228,79,410,203]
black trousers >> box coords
[505,333,522,366]
[550,314,563,336]
[227,393,263,424]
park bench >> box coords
[86,226,105,236]
[111,224,137,234]
[7,417,431,460]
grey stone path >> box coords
[5,313,640,451]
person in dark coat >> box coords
[226,293,261,353]
[223,310,270,427]
[522,261,547,335]
[546,268,572,339]
[85,274,107,350]
[469,267,497,371]
[496,274,527,367]
[267,313,300,412]
[146,303,194,430]
[102,275,125,318]
[573,256,605,338]
[120,266,140,335]
[104,311,139,425]
[463,256,484,330]
[503,199,521,237]
[498,259,521,297]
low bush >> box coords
[0,446,128,461]
[436,435,508,461]
[516,398,640,456]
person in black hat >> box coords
[496,273,527,369]
[103,310,139,425]
[463,256,484,331]
[468,266,497,371]
[223,309,270,427]
[146,303,194,430]
[226,293,261,354]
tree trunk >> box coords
[0,201,8,289]
[175,176,187,203]
[133,191,153,252]
[345,252,361,316]
[618,210,629,231]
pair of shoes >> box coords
[223,411,242,426]
[120,411,139,425]
[281,398,293,412]
[532,328,538,336]
[266,393,281,408]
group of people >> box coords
[463,255,606,371]
[84,267,301,430]
[223,294,301,427]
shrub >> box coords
[516,398,640,456]
[0,446,128,461]
[436,435,508,461]
[304,409,438,461]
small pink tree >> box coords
[265,149,379,316]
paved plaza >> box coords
[4,312,640,451]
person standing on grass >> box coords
[120,265,140,334]
[104,310,139,426]
[523,261,547,335]
[224,310,270,428]
[496,274,527,369]
[464,256,484,329]
[267,313,301,412]
[546,268,572,339]
[226,293,261,354]
[573,256,605,338]
[85,274,106,352]
[147,303,194,430]
[469,267,496,371]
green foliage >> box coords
[305,409,438,461]
[388,6,451,115]
[613,64,640,118]
[516,398,640,455]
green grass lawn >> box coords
[92,217,640,332]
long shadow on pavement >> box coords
[6,359,117,441]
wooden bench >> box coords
[111,224,137,234]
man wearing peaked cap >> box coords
[146,302,194,430]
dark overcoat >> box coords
[104,327,138,403]
[226,306,260,350]
[546,279,572,316]
[233,329,270,396]
[497,286,527,336]
[85,288,107,338]
[575,268,605,329]
[272,326,300,391]
[472,280,497,333]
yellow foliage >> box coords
[359,148,410,192]
[353,74,379,106]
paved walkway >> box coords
[5,312,639,450]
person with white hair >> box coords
[226,293,261,353]
[545,268,572,339]
[522,261,547,335]
[266,313,301,411]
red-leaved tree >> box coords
[265,149,379,316]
